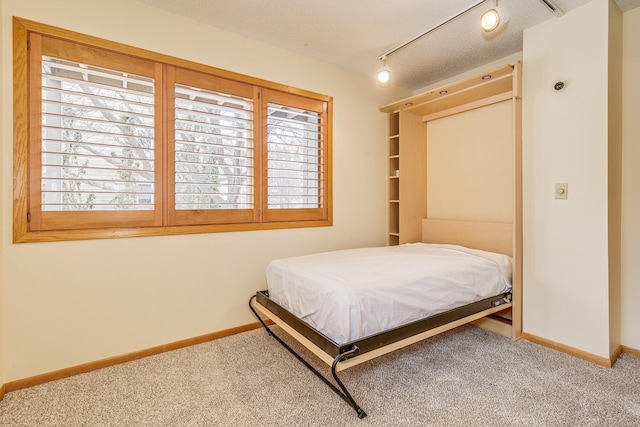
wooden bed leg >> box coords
[249,296,368,419]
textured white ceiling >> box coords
[137,0,640,89]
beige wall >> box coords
[522,0,618,358]
[0,0,410,382]
[622,7,640,350]
[426,100,514,223]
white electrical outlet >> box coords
[555,183,568,199]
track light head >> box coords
[377,67,391,84]
[481,8,500,32]
[377,58,391,85]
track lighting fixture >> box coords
[377,57,391,85]
[481,0,508,33]
[374,0,558,85]
[480,8,500,31]
[374,0,491,85]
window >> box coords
[169,68,257,226]
[263,89,328,222]
[13,18,332,242]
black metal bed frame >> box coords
[249,290,511,419]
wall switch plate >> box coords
[555,183,568,199]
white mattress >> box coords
[266,243,512,345]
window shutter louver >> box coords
[41,56,156,212]
[266,103,323,209]
[174,83,254,211]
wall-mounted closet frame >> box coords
[379,62,522,339]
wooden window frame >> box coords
[262,88,330,223]
[13,18,332,243]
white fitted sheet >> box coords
[266,243,512,345]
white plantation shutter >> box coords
[174,83,253,211]
[41,56,155,211]
[267,103,323,209]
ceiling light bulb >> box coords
[377,67,391,84]
[481,9,500,32]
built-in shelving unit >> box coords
[388,113,400,245]
[380,63,519,246]
[379,62,522,339]
[384,110,427,245]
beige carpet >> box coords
[1,325,639,426]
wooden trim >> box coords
[155,62,167,227]
[173,67,255,98]
[338,303,512,371]
[38,211,158,231]
[421,92,512,122]
[512,61,523,340]
[172,209,256,226]
[513,60,523,100]
[0,384,5,401]
[611,345,623,365]
[398,112,427,244]
[422,219,513,257]
[622,346,640,358]
[521,332,619,368]
[13,18,30,242]
[27,33,44,231]
[255,87,266,224]
[3,322,266,394]
[265,208,327,223]
[14,17,330,102]
[324,97,334,225]
[471,316,512,338]
[13,219,332,243]
[41,35,157,77]
[380,64,514,114]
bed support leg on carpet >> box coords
[249,296,367,419]
[331,349,367,419]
